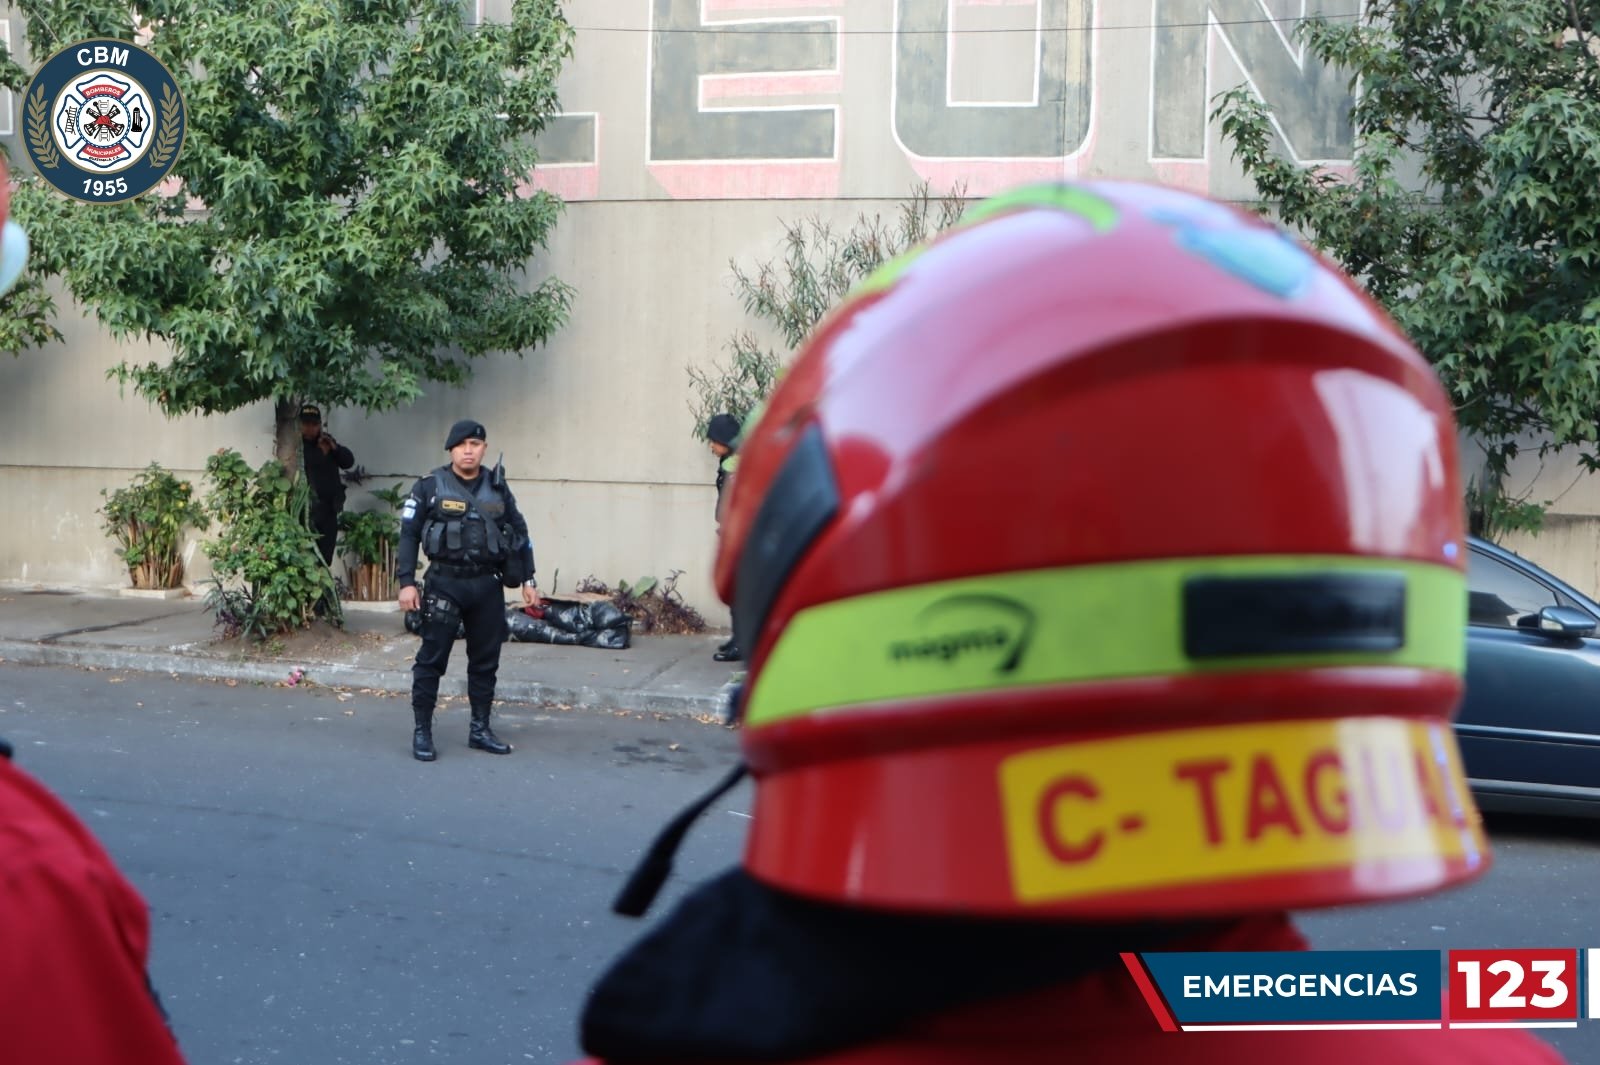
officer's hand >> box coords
[399,586,420,612]
[522,584,541,609]
[318,433,336,453]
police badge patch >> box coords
[23,39,186,204]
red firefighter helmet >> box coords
[713,181,1486,919]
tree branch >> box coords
[1567,0,1596,66]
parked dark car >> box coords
[1460,535,1600,815]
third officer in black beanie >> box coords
[396,419,540,761]
[706,412,743,663]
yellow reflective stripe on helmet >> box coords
[958,183,1119,231]
[854,184,1120,298]
[744,556,1464,728]
[853,245,924,297]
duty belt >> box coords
[425,562,498,579]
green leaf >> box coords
[693,181,967,439]
[9,0,574,433]
[1215,0,1600,532]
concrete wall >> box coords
[1493,449,1600,600]
[29,1,1596,621]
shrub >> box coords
[689,181,967,439]
[338,482,406,601]
[99,463,209,589]
[201,449,338,640]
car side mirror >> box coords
[1535,605,1597,638]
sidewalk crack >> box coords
[37,609,201,644]
[631,659,677,686]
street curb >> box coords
[0,639,732,721]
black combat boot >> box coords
[413,708,437,762]
[468,706,511,755]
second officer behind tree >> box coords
[396,419,540,762]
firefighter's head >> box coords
[712,180,1486,919]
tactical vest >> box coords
[420,469,509,564]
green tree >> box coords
[690,182,966,438]
[2,0,574,470]
[0,47,65,357]
[1214,1,1600,536]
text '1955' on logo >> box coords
[22,38,186,204]
[888,594,1037,673]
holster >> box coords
[423,588,464,638]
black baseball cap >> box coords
[298,404,322,421]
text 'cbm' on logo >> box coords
[23,39,186,204]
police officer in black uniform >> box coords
[298,404,356,566]
[397,419,540,762]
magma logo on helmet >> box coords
[888,594,1035,672]
[22,39,185,204]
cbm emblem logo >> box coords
[22,39,185,203]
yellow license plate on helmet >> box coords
[998,718,1478,904]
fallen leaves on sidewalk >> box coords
[324,685,401,701]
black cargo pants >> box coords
[309,497,340,567]
[411,570,507,715]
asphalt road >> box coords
[1298,812,1600,1061]
[0,663,749,1065]
[2,663,1596,1063]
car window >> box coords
[1556,588,1594,616]
[1466,550,1555,627]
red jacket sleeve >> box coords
[0,758,188,1064]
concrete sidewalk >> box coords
[0,584,742,719]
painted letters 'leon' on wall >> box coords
[529,0,1357,201]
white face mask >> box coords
[0,221,29,297]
